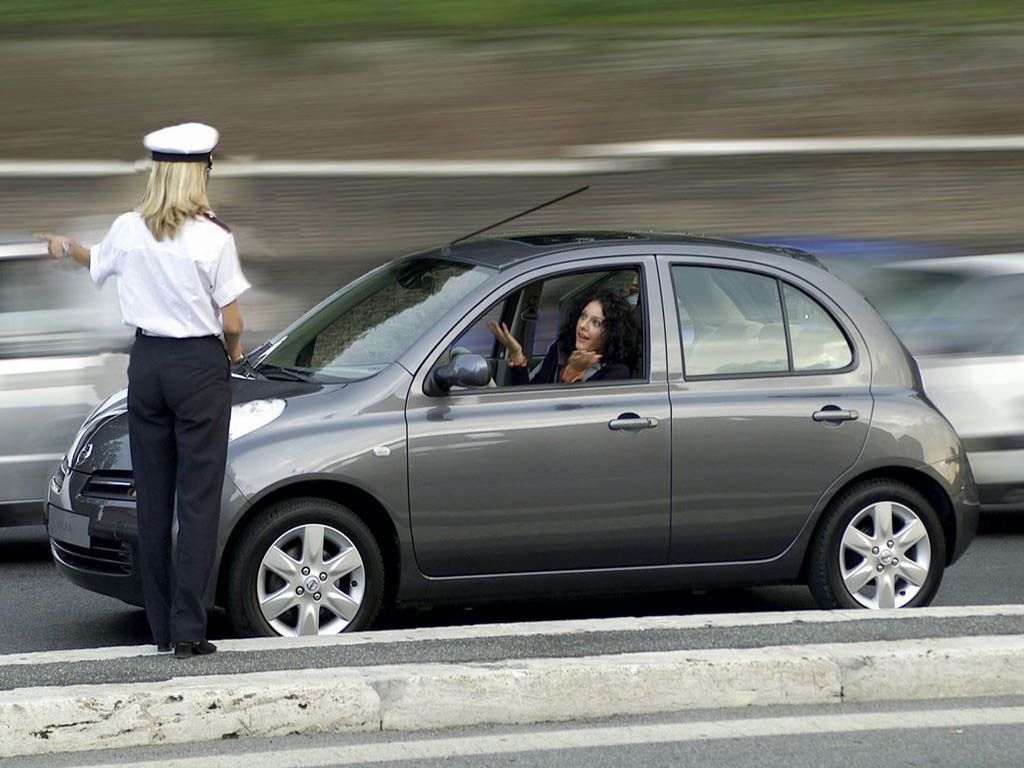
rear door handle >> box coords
[609,414,659,431]
[812,407,859,423]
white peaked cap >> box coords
[143,122,219,160]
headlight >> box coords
[68,388,129,467]
[229,399,285,441]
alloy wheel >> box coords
[838,500,932,609]
[256,523,366,636]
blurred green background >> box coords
[4,0,1024,39]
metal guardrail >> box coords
[0,158,654,179]
[0,243,48,261]
[2,135,1024,178]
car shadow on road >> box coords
[0,524,51,563]
[377,585,820,631]
[978,512,1024,536]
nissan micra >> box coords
[46,232,979,637]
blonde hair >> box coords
[137,161,211,241]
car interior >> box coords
[444,267,645,389]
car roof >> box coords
[411,231,822,271]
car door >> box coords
[659,257,872,563]
[405,255,671,576]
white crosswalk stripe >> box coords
[70,705,1024,768]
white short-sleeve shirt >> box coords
[90,211,250,338]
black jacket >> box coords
[509,344,630,386]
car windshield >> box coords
[257,258,492,382]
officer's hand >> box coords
[35,233,71,260]
[228,343,245,365]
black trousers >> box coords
[127,332,232,645]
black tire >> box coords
[225,497,385,637]
[807,479,946,610]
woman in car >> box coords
[489,289,638,385]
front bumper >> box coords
[46,460,144,607]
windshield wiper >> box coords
[257,364,319,383]
[232,355,261,379]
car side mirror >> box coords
[432,353,492,394]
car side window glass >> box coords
[434,267,645,391]
[451,301,503,359]
[672,266,788,377]
[783,284,853,371]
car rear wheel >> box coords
[808,479,946,610]
[225,497,385,637]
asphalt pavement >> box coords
[3,514,1023,654]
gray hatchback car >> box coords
[47,233,979,637]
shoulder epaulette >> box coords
[201,211,232,233]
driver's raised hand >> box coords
[566,349,602,373]
[487,320,527,366]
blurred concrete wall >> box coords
[4,33,1024,337]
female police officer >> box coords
[37,122,249,659]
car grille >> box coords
[51,536,132,576]
[82,472,135,500]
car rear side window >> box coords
[672,266,851,378]
[783,284,853,371]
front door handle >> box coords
[609,413,659,431]
[812,407,859,423]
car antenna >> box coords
[449,185,590,246]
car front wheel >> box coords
[808,479,946,610]
[225,497,385,637]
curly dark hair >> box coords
[555,288,640,372]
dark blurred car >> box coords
[0,240,131,526]
[46,232,978,637]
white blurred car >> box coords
[865,253,1024,512]
[0,240,131,526]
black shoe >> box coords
[157,643,173,653]
[173,640,217,659]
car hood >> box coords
[71,375,338,474]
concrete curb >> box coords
[2,634,1023,758]
[8,605,1023,667]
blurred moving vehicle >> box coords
[46,232,978,636]
[0,240,131,526]
[860,253,1024,512]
